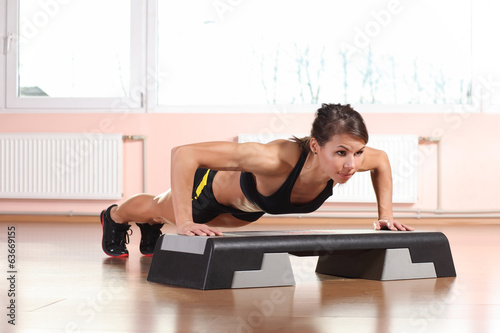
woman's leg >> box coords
[110,191,176,225]
[101,191,175,257]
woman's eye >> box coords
[356,150,364,156]
[336,151,346,156]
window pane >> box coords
[158,0,471,105]
[18,0,131,98]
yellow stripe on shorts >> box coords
[193,169,210,200]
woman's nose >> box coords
[344,155,355,169]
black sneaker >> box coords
[100,204,132,257]
[136,223,164,256]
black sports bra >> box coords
[240,149,334,215]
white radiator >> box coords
[0,133,123,200]
[238,134,418,203]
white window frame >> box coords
[4,0,146,111]
[0,0,6,112]
[144,0,158,112]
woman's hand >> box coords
[373,219,414,231]
[177,221,223,236]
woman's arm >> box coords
[360,147,414,231]
[170,141,281,236]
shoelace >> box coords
[115,227,132,246]
[124,228,133,245]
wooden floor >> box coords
[1,219,499,333]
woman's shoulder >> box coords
[265,139,303,168]
[235,139,303,176]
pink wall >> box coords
[1,111,500,216]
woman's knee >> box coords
[113,194,159,223]
[152,190,175,224]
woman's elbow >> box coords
[171,145,191,164]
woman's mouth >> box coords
[338,172,354,180]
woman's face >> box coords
[312,133,366,184]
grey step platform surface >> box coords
[147,230,456,290]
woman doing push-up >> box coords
[100,103,414,257]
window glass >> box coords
[18,0,131,98]
[157,0,471,105]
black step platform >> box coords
[147,230,456,290]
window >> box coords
[156,0,472,106]
[3,0,499,112]
[5,0,145,109]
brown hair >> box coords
[294,103,369,152]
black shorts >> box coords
[192,168,265,224]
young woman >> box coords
[101,104,414,257]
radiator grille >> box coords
[0,133,122,200]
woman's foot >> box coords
[100,205,132,257]
[136,223,164,256]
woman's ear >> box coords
[310,137,319,154]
